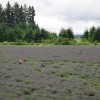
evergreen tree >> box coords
[23,4,28,23]
[7,29,16,42]
[33,29,41,42]
[59,28,68,38]
[59,28,74,39]
[93,27,100,42]
[40,28,49,40]
[83,29,89,39]
[49,32,57,40]
[1,10,6,23]
[10,7,15,26]
[66,28,74,39]
[14,27,23,41]
[89,26,96,42]
[19,5,25,22]
[5,1,12,26]
[0,24,4,42]
[13,2,20,24]
[28,6,35,23]
[24,29,34,42]
[0,4,3,22]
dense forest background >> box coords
[0,2,100,45]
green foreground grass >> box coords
[0,41,100,46]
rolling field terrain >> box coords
[0,46,100,100]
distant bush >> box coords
[2,41,13,45]
[41,39,55,45]
[55,37,72,45]
[76,42,91,45]
[14,41,28,45]
[74,38,91,45]
[0,39,99,46]
[0,41,29,45]
[93,41,98,45]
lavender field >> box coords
[0,46,100,100]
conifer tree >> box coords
[5,1,12,26]
[13,2,20,24]
[0,4,3,22]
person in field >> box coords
[18,59,23,64]
[40,63,45,68]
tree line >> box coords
[83,26,100,43]
[0,1,36,42]
[0,2,99,45]
[0,1,75,45]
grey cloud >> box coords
[1,0,100,34]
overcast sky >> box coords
[0,0,100,34]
